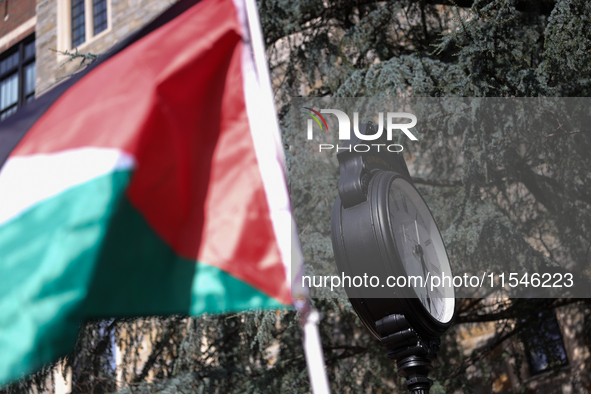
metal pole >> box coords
[396,355,434,394]
[376,314,438,393]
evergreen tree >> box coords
[2,0,590,393]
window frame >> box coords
[56,0,111,53]
[522,311,569,377]
[0,35,36,121]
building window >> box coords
[0,37,35,121]
[92,0,108,36]
[58,0,110,51]
[71,0,86,48]
[71,0,108,48]
[523,311,569,376]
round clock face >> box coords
[388,178,455,324]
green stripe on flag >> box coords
[190,262,285,315]
[0,168,285,386]
[83,197,285,317]
[0,170,131,384]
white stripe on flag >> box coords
[234,0,306,298]
[0,148,135,226]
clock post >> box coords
[330,123,455,393]
[376,313,440,393]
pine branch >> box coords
[447,319,520,381]
[133,318,183,383]
[412,177,463,187]
[324,344,368,365]
[456,298,581,324]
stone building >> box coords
[0,0,173,122]
[456,304,590,393]
[35,0,174,94]
[1,0,589,393]
[0,0,36,120]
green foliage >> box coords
[543,0,591,94]
[3,0,591,393]
[269,0,591,391]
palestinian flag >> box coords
[0,0,298,385]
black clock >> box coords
[384,173,455,326]
[330,123,455,392]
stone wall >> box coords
[0,0,36,54]
[0,0,36,38]
[36,0,175,94]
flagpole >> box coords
[242,1,331,393]
[242,0,285,163]
[295,298,332,394]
